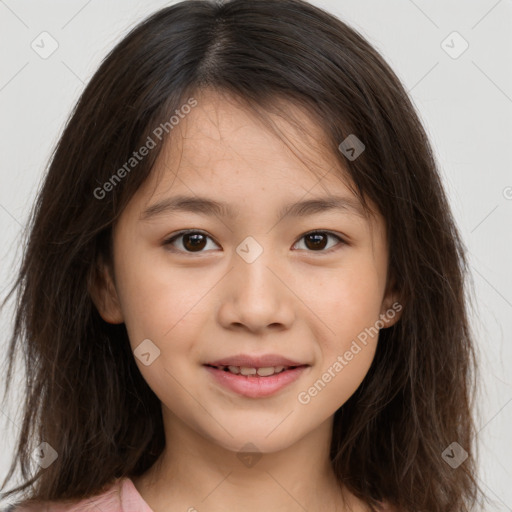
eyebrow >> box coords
[140,194,366,221]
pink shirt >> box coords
[13,477,153,512]
[13,477,394,511]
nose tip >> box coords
[217,257,296,334]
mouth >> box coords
[203,362,310,398]
[205,363,304,376]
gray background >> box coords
[0,0,511,509]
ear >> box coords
[88,255,124,324]
[379,277,403,329]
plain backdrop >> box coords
[0,0,511,509]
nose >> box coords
[216,247,296,334]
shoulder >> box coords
[8,477,151,512]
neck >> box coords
[132,408,362,512]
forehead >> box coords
[144,89,362,206]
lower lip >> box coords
[204,365,309,398]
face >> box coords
[93,89,401,454]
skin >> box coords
[91,89,401,512]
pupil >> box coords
[184,233,206,251]
[305,233,327,250]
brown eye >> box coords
[164,231,219,253]
[182,233,207,251]
[304,233,328,250]
[294,231,345,252]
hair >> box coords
[0,0,486,510]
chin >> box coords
[202,423,303,455]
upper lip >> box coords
[205,354,309,368]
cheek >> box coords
[294,260,383,410]
[296,311,379,417]
[114,255,210,401]
[114,244,213,345]
[299,261,384,344]
[297,345,376,415]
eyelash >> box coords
[162,229,347,255]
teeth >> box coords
[256,367,275,376]
[221,365,289,376]
[239,367,257,376]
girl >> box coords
[0,0,485,510]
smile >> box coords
[207,364,296,376]
[204,364,309,398]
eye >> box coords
[163,230,220,254]
[163,229,346,255]
[292,230,346,253]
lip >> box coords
[203,354,310,398]
[206,353,307,368]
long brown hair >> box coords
[1,0,485,510]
